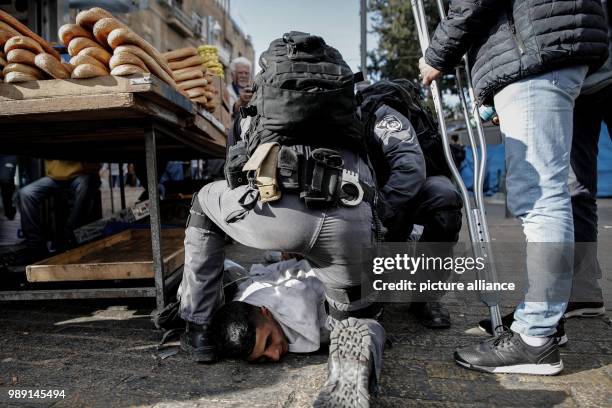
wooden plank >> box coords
[26,229,185,282]
[0,93,136,119]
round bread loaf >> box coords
[0,21,20,46]
[4,71,38,83]
[71,63,109,79]
[35,53,70,79]
[76,7,114,29]
[174,68,203,82]
[6,48,36,65]
[191,96,208,105]
[4,36,43,54]
[70,53,106,69]
[3,62,45,79]
[168,55,202,71]
[177,77,207,90]
[77,46,112,65]
[0,10,60,58]
[185,87,206,98]
[110,64,146,76]
[68,37,102,57]
[109,50,147,71]
[93,18,125,45]
[58,24,94,46]
[163,47,197,62]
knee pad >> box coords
[187,194,224,235]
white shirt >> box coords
[230,259,330,353]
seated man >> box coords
[18,160,100,257]
[359,80,463,328]
[179,32,385,408]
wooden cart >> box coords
[0,74,226,310]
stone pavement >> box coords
[0,201,611,408]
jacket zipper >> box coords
[507,7,526,55]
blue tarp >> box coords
[459,123,612,197]
[598,125,612,197]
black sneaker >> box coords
[314,318,375,408]
[454,330,563,375]
[478,312,568,346]
[409,301,451,329]
[564,301,605,319]
[180,322,217,363]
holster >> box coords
[300,148,344,209]
[243,142,282,202]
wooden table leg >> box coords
[145,127,166,310]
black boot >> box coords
[180,322,217,363]
[409,301,451,329]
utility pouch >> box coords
[224,140,249,189]
[300,148,344,209]
[243,142,282,202]
[277,146,301,190]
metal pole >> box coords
[360,0,368,79]
[108,163,115,214]
[145,128,166,311]
[411,0,503,334]
[118,162,126,210]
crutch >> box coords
[410,0,504,335]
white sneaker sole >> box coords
[314,318,372,408]
[564,307,605,319]
[456,359,564,375]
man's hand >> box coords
[419,57,442,86]
[239,87,253,105]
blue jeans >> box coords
[494,65,588,337]
[18,175,100,249]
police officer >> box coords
[359,80,463,328]
[178,32,385,408]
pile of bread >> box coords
[164,46,218,112]
[0,10,71,82]
[59,7,176,87]
[198,45,224,77]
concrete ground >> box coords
[0,200,611,408]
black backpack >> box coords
[358,79,451,186]
[242,31,365,156]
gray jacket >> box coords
[369,105,426,221]
[583,0,612,95]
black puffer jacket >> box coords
[425,0,609,104]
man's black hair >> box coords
[210,301,263,360]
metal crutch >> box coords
[410,0,504,335]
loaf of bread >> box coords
[110,64,146,76]
[163,47,197,62]
[109,51,147,71]
[3,62,45,78]
[70,53,106,70]
[93,18,125,46]
[77,46,112,65]
[75,7,114,29]
[35,53,70,79]
[0,10,60,59]
[68,37,102,57]
[0,52,6,67]
[58,24,94,46]
[4,71,38,83]
[107,28,173,78]
[174,67,204,82]
[6,48,35,65]
[113,44,175,87]
[71,63,109,79]
[177,77,208,91]
[4,36,43,54]
[184,87,207,98]
[168,55,202,71]
[191,96,208,105]
[173,65,205,76]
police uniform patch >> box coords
[376,115,403,132]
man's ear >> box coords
[259,306,272,318]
